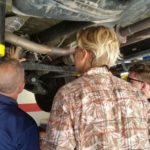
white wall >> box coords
[17,90,50,126]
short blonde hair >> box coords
[76,26,120,67]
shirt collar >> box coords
[84,66,110,76]
[0,94,17,106]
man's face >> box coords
[74,47,83,72]
[128,72,143,90]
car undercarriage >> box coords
[0,0,150,111]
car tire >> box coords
[35,73,66,112]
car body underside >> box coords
[0,0,150,111]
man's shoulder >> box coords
[112,75,147,99]
[4,106,37,128]
[112,75,135,89]
[0,106,37,136]
[15,107,37,126]
[58,77,83,94]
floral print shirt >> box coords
[46,67,149,150]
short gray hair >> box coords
[0,58,24,94]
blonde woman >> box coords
[46,26,149,150]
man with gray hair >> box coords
[0,58,40,150]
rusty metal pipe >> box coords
[5,32,74,56]
[120,17,150,37]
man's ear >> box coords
[18,82,25,93]
[141,82,149,92]
[82,49,90,61]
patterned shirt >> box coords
[46,67,149,150]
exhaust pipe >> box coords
[5,32,75,56]
[120,17,150,37]
[121,28,150,47]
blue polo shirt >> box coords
[0,94,40,150]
